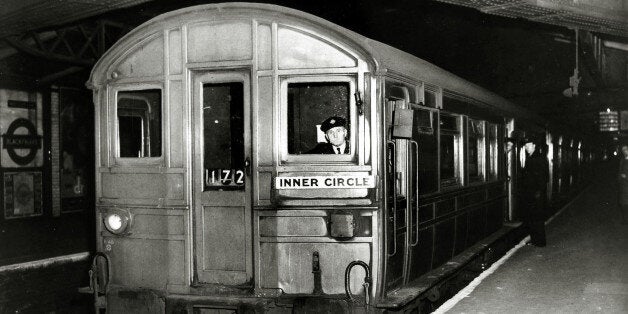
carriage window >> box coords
[386,82,416,103]
[488,123,499,180]
[424,89,438,108]
[412,108,438,194]
[202,83,245,190]
[440,114,461,186]
[468,119,485,181]
[287,82,350,155]
[117,89,162,158]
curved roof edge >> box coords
[87,2,378,88]
[87,2,546,127]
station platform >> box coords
[439,161,628,313]
[0,253,92,313]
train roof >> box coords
[89,2,545,127]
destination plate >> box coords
[275,176,375,189]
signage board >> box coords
[275,175,375,189]
[599,111,619,132]
[1,118,42,165]
[1,91,43,167]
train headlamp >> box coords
[103,210,130,234]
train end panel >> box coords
[88,3,383,313]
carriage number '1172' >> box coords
[204,169,245,189]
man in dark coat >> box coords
[307,116,350,154]
[619,144,628,224]
[521,136,549,247]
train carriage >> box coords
[86,3,588,313]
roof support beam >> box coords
[4,19,129,66]
[5,35,94,66]
[0,31,56,60]
[37,66,84,85]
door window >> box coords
[468,119,485,181]
[412,108,438,194]
[488,123,499,180]
[440,114,461,187]
[202,83,245,190]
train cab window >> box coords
[202,83,245,190]
[287,81,351,155]
[117,89,162,158]
[440,114,461,187]
[488,123,499,180]
[468,119,485,181]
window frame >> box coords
[110,83,164,166]
[487,123,499,180]
[200,81,247,191]
[410,104,439,195]
[422,84,442,109]
[467,118,486,183]
[439,112,463,188]
[279,75,357,164]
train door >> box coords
[406,106,438,282]
[192,71,252,285]
[384,99,409,290]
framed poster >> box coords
[3,171,43,219]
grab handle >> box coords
[386,140,397,256]
[410,140,420,246]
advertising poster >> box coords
[4,171,43,219]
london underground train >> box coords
[85,3,591,312]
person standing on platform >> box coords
[618,144,628,225]
[521,136,549,247]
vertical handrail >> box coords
[410,140,420,246]
[386,140,397,256]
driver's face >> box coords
[326,126,347,147]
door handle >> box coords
[244,158,251,176]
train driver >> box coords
[307,116,349,154]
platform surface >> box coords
[445,162,628,313]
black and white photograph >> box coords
[0,0,626,313]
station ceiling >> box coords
[0,0,627,140]
[435,0,628,38]
[0,0,152,39]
